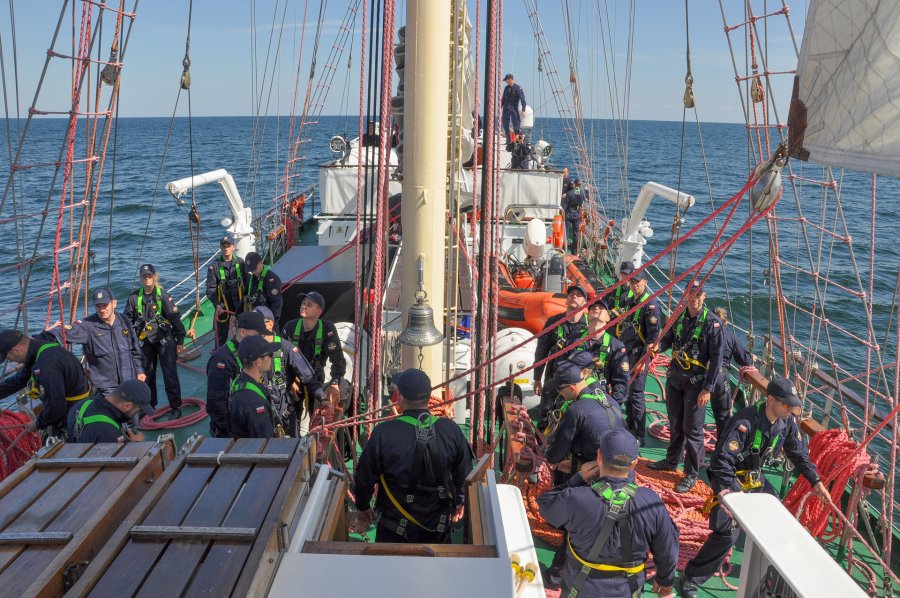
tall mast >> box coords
[400,0,451,377]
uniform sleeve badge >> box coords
[256,406,266,413]
[649,316,658,324]
[713,322,720,328]
[326,342,337,351]
[271,289,279,295]
[648,304,657,310]
[621,361,630,371]
[737,424,748,434]
[727,440,740,452]
[216,362,226,369]
[292,347,299,352]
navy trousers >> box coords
[710,379,734,438]
[501,105,521,140]
[625,352,648,442]
[663,379,707,476]
[141,337,182,409]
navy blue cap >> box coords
[393,368,432,402]
[220,234,235,246]
[556,362,583,385]
[139,264,156,276]
[687,279,704,294]
[768,376,801,407]
[568,351,595,370]
[600,429,639,467]
[302,291,326,310]
[93,288,115,305]
[253,305,274,321]
[566,284,588,298]
[503,73,514,81]
[245,251,263,270]
[236,311,269,335]
[619,261,635,275]
[0,330,24,362]
[116,379,155,416]
[237,335,280,361]
[588,297,609,311]
[630,266,647,281]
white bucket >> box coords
[520,105,535,129]
[493,327,539,410]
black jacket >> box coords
[281,317,347,385]
[125,286,186,346]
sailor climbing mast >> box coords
[399,0,451,378]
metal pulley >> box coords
[100,46,119,86]
[181,56,192,90]
[683,73,695,109]
[751,74,765,104]
[750,154,786,212]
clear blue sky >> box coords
[1,0,808,123]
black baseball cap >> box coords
[503,73,514,81]
[220,234,235,246]
[0,330,24,362]
[236,311,269,335]
[139,264,156,276]
[93,288,115,305]
[556,362,583,385]
[600,429,639,467]
[619,261,635,275]
[237,335,280,361]
[302,291,326,310]
[245,251,263,270]
[768,376,801,407]
[392,368,432,402]
[568,351,595,370]
[566,284,588,298]
[117,379,155,416]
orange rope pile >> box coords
[647,412,719,452]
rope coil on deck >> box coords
[138,397,208,430]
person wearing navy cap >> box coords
[228,335,282,439]
[534,284,590,430]
[125,263,187,419]
[580,299,630,406]
[0,329,90,436]
[243,251,283,328]
[282,290,346,433]
[61,288,146,399]
[618,265,661,447]
[500,73,527,142]
[680,376,829,597]
[647,281,721,493]
[351,368,473,543]
[205,311,269,438]
[542,359,628,588]
[205,233,246,347]
[561,178,587,248]
[67,379,154,443]
[539,428,679,597]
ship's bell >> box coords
[398,291,443,347]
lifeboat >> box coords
[497,254,602,333]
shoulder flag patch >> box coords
[256,406,266,413]
[216,362,226,369]
[648,304,657,310]
[737,424,748,434]
[713,321,720,328]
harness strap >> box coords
[379,474,439,533]
[225,339,243,370]
[293,319,324,361]
[74,399,121,440]
[556,314,589,350]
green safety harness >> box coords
[625,291,652,343]
[27,342,90,403]
[566,482,643,598]
[672,306,709,372]
[72,399,121,441]
[216,258,243,316]
[293,319,324,364]
[555,314,589,352]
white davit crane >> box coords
[166,169,257,259]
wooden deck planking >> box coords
[0,443,118,577]
[133,438,266,598]
[183,438,299,597]
[0,443,90,531]
[5,441,155,597]
[84,437,233,597]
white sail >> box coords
[789,0,900,177]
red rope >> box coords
[0,410,42,482]
[138,397,208,430]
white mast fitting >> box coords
[617,181,695,272]
[166,169,257,259]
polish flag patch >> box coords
[216,362,226,369]
[256,406,266,413]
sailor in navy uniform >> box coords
[205,311,269,438]
[648,282,723,493]
[124,264,186,419]
[617,267,661,446]
[500,73,527,141]
[710,307,756,437]
[539,429,679,597]
[205,234,246,347]
[351,369,473,543]
[0,329,91,436]
[506,132,532,170]
[581,299,630,406]
[534,285,591,429]
[243,252,283,328]
[680,377,829,597]
[281,291,347,427]
[62,288,145,398]
[255,305,324,436]
[67,380,154,443]
[561,167,575,196]
[608,261,636,340]
[228,335,282,439]
[561,179,586,248]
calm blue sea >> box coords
[2,115,899,412]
